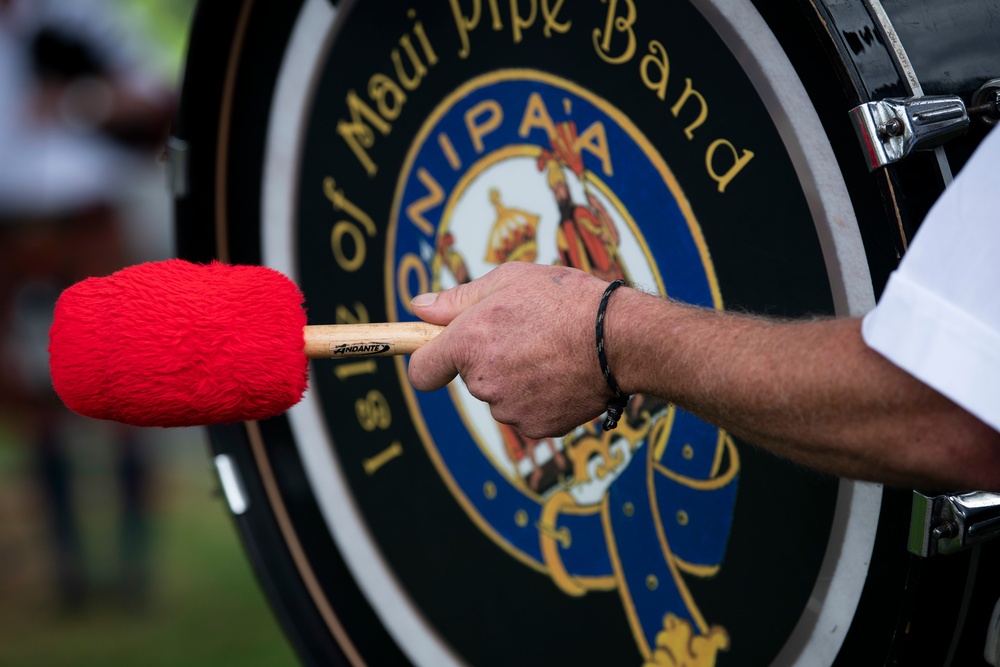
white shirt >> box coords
[862,126,1000,432]
[0,0,155,217]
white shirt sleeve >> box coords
[862,126,1000,432]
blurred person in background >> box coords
[0,0,173,611]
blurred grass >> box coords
[0,424,299,667]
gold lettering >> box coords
[356,389,391,431]
[438,132,463,171]
[640,40,669,100]
[510,0,537,44]
[334,360,377,381]
[576,121,613,177]
[412,19,439,67]
[488,0,504,29]
[324,178,376,235]
[332,312,377,377]
[670,78,708,140]
[369,74,406,121]
[542,0,571,37]
[363,442,404,475]
[325,178,376,272]
[465,99,504,153]
[392,35,428,91]
[331,222,366,272]
[396,253,430,315]
[449,0,566,57]
[337,15,440,175]
[335,302,370,325]
[337,91,391,177]
[518,92,556,140]
[593,0,636,65]
[705,139,755,193]
[448,0,481,59]
[405,168,444,236]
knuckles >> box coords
[410,262,607,435]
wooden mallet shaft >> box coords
[303,322,444,358]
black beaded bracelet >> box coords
[595,279,630,431]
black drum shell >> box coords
[173,1,1000,665]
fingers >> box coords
[407,276,494,389]
[408,266,519,390]
[411,276,490,326]
[407,263,609,437]
[486,392,608,440]
[410,262,571,325]
[407,330,461,392]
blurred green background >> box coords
[0,425,298,666]
[0,1,299,664]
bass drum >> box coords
[173,1,1000,665]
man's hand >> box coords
[406,261,1000,490]
[407,263,614,438]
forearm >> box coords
[409,263,1000,490]
[605,287,1000,490]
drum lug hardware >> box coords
[214,453,250,515]
[970,78,1000,126]
[909,490,1000,557]
[167,136,190,198]
[849,95,969,171]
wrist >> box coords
[600,285,652,398]
[595,279,630,430]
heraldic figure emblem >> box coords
[390,70,739,666]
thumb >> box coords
[410,279,490,326]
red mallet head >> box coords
[48,260,309,427]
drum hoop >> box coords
[863,0,954,187]
[864,0,923,97]
[261,1,464,665]
[214,0,374,665]
[688,1,882,663]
